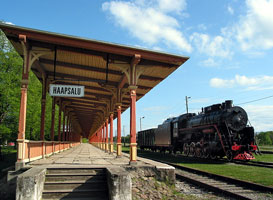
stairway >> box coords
[42,168,108,200]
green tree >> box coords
[0,30,21,144]
[257,132,273,145]
[0,29,61,145]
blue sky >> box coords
[1,0,273,134]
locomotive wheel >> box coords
[195,142,201,158]
[203,147,210,159]
[195,148,200,157]
[183,144,190,156]
[226,150,233,161]
[190,142,196,157]
[210,153,216,160]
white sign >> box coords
[49,84,85,97]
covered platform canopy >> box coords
[0,22,188,166]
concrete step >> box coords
[45,179,106,184]
[44,182,108,191]
[47,168,105,175]
[45,174,106,182]
[42,190,108,200]
[42,168,108,200]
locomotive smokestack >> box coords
[225,100,233,109]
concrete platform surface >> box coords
[28,143,173,169]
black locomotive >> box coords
[138,100,257,161]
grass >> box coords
[259,145,273,151]
[0,146,17,178]
[251,154,273,162]
[113,144,130,153]
[138,151,273,187]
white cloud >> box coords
[158,0,187,13]
[227,6,234,15]
[2,21,14,25]
[201,58,218,67]
[190,32,233,58]
[102,0,192,52]
[210,78,235,88]
[210,74,273,89]
[243,104,273,132]
[235,0,273,51]
[193,0,273,59]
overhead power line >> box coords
[236,95,273,105]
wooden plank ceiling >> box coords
[0,23,189,138]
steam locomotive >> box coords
[138,100,257,161]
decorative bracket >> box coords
[19,34,53,79]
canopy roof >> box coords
[0,22,189,138]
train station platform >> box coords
[13,144,175,200]
[27,143,171,168]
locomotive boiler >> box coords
[138,100,257,161]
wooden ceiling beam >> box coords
[40,58,163,81]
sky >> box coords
[1,0,273,134]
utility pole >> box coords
[140,116,145,131]
[186,96,191,114]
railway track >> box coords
[139,149,273,169]
[156,150,273,169]
[139,155,273,200]
[261,151,273,154]
[232,160,273,169]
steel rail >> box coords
[139,155,273,199]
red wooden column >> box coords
[129,87,137,164]
[109,113,114,153]
[70,122,73,141]
[58,101,62,141]
[50,97,56,141]
[66,116,71,141]
[104,123,107,150]
[102,125,105,150]
[99,128,101,148]
[16,46,29,169]
[116,104,122,157]
[62,109,66,141]
[69,120,72,141]
[105,119,109,152]
[96,131,99,147]
[66,114,69,141]
[128,54,141,164]
[100,127,103,149]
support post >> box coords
[16,86,28,170]
[99,128,101,149]
[58,101,62,141]
[129,87,137,164]
[101,128,103,149]
[62,109,66,141]
[66,114,69,141]
[50,97,55,141]
[102,125,105,150]
[116,105,122,157]
[105,119,109,152]
[16,35,29,170]
[110,113,114,153]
